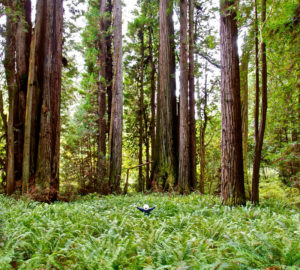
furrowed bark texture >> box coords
[178,0,189,194]
[108,0,123,193]
[220,0,245,205]
[152,0,177,190]
[188,0,196,190]
[22,0,63,200]
[252,0,268,204]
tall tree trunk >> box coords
[152,0,177,191]
[22,0,63,201]
[106,0,113,138]
[252,0,268,204]
[220,0,245,205]
[254,0,260,147]
[149,24,156,184]
[138,29,145,192]
[97,0,108,193]
[188,0,196,191]
[4,2,17,195]
[15,0,32,184]
[178,0,189,194]
[108,0,123,193]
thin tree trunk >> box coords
[138,29,145,192]
[178,0,189,194]
[240,45,250,198]
[4,4,17,195]
[252,0,268,204]
[220,0,245,205]
[152,0,177,191]
[144,115,150,189]
[97,0,108,193]
[106,0,113,138]
[149,24,156,181]
[254,0,260,145]
[188,0,196,191]
[199,68,208,194]
[108,0,123,193]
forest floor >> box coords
[0,193,299,270]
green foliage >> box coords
[0,194,299,269]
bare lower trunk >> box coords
[220,0,245,205]
[108,0,123,193]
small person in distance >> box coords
[134,204,157,215]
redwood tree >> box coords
[152,0,178,191]
[220,0,245,205]
[97,0,110,193]
[108,0,123,193]
[4,0,17,195]
[22,0,63,201]
[178,0,189,194]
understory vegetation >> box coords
[0,192,299,270]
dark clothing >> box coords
[137,206,156,215]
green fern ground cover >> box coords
[0,194,299,270]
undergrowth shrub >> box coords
[0,194,299,269]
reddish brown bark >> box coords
[220,0,245,205]
[22,0,63,201]
[4,2,17,195]
[152,0,177,190]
